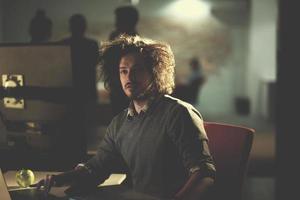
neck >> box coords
[133,99,148,114]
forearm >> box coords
[175,171,214,200]
[53,166,97,187]
[188,177,214,200]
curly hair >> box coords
[99,35,175,95]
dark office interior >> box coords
[0,0,299,199]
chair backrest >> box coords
[204,122,254,200]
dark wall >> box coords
[276,1,299,199]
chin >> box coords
[125,89,145,100]
[125,90,136,98]
[127,93,140,101]
[124,91,132,97]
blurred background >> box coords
[0,0,279,199]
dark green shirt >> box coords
[86,95,216,198]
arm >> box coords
[167,105,216,200]
[174,143,216,200]
[34,120,122,195]
[83,128,123,185]
[32,167,93,197]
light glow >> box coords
[131,0,139,5]
[164,0,211,21]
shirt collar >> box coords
[127,96,157,118]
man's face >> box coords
[119,52,152,100]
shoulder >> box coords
[109,31,119,40]
[163,95,208,140]
[82,37,99,47]
[161,95,203,119]
[86,37,98,44]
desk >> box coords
[7,185,167,200]
[7,185,166,200]
[4,171,168,200]
[68,185,170,200]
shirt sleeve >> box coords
[167,105,216,179]
[84,119,124,185]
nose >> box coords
[128,69,136,81]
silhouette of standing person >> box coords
[59,14,100,164]
[186,57,206,105]
[61,14,99,104]
[109,6,140,116]
[109,5,139,40]
[29,9,52,43]
[173,57,206,105]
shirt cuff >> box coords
[189,163,216,179]
[76,163,93,174]
[189,166,201,175]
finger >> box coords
[44,174,53,197]
[30,179,44,188]
[44,175,51,196]
[35,179,45,190]
[29,183,37,187]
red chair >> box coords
[204,122,255,200]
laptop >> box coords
[0,168,69,200]
[0,169,11,200]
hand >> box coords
[30,174,56,197]
[30,166,93,197]
[174,173,214,200]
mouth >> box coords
[125,82,135,89]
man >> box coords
[61,14,99,103]
[29,9,53,43]
[109,6,139,41]
[173,57,206,105]
[36,35,216,200]
[108,5,140,116]
[59,14,100,162]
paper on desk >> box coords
[99,173,126,187]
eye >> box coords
[120,69,128,75]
